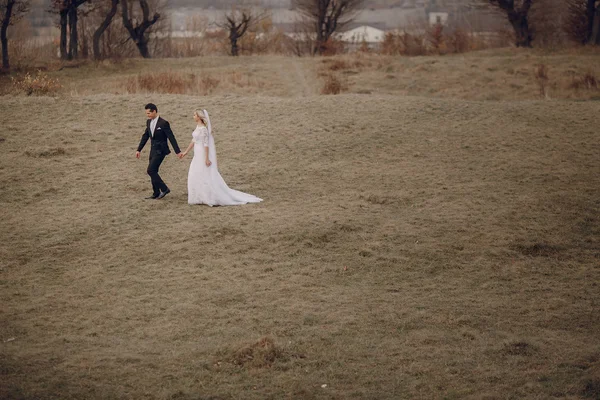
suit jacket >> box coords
[137,117,181,158]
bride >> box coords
[181,109,262,206]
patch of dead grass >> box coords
[501,340,538,356]
[24,147,67,158]
[216,337,288,369]
[513,242,565,258]
[124,70,264,95]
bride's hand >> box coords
[205,159,212,167]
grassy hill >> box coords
[8,48,598,101]
[1,49,599,399]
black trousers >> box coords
[147,154,168,195]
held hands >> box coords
[137,151,187,159]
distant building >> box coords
[338,25,386,50]
[428,11,448,26]
[340,25,386,43]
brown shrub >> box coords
[352,59,366,69]
[134,72,189,94]
[200,75,220,92]
[400,32,427,56]
[447,28,470,54]
[223,337,285,369]
[320,38,345,56]
[327,59,351,71]
[380,32,402,55]
[381,28,507,56]
[259,30,296,55]
[358,39,370,53]
[11,71,61,96]
[320,73,346,95]
[570,71,599,90]
[427,23,445,54]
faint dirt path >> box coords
[280,57,316,97]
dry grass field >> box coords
[5,47,599,100]
[1,49,599,399]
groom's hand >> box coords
[135,151,141,159]
[177,153,184,159]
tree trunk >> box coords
[104,25,111,57]
[81,15,88,58]
[136,38,150,58]
[315,16,326,54]
[230,36,238,56]
[121,0,159,58]
[314,23,325,55]
[508,10,532,47]
[1,0,14,70]
[68,6,78,59]
[59,9,68,60]
[93,0,118,60]
[315,40,328,55]
[1,29,8,71]
[585,0,596,43]
[591,4,600,45]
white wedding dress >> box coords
[187,110,262,206]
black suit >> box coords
[137,116,181,196]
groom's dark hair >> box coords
[145,103,158,112]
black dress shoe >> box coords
[145,194,159,199]
[157,189,170,199]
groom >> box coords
[135,103,183,199]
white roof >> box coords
[339,25,386,43]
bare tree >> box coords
[1,0,29,70]
[219,6,268,56]
[565,0,600,45]
[295,0,365,55]
[92,0,118,59]
[68,0,88,58]
[477,0,535,47]
[74,1,98,58]
[50,0,68,59]
[121,0,159,58]
[50,0,90,59]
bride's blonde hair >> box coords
[194,110,207,125]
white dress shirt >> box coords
[150,116,159,137]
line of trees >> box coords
[1,0,164,69]
[1,0,600,71]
